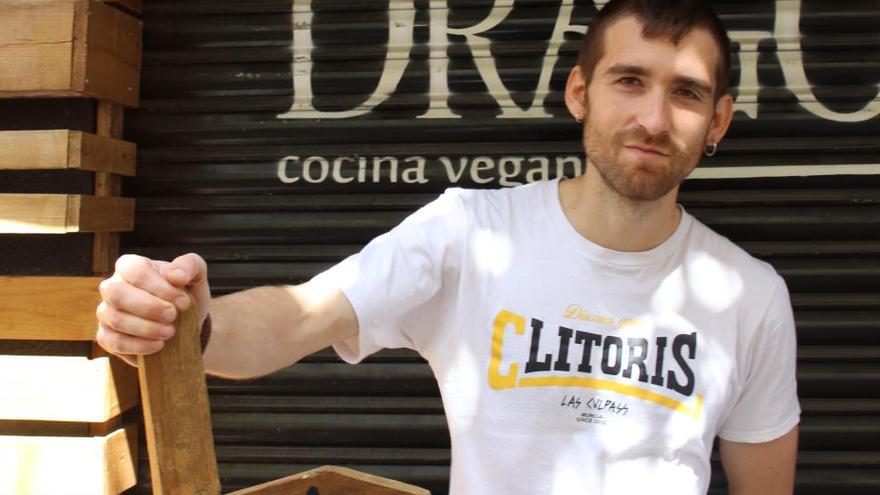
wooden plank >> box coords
[0,130,69,170]
[0,425,137,495]
[105,425,138,495]
[88,0,142,69]
[97,100,125,139]
[138,295,221,495]
[0,354,138,422]
[98,0,142,15]
[0,340,92,356]
[0,0,141,107]
[93,101,125,275]
[0,42,75,93]
[75,131,137,176]
[0,0,76,45]
[80,42,141,107]
[228,465,431,495]
[0,130,135,175]
[75,194,135,232]
[0,194,134,233]
[0,276,102,341]
[0,416,121,437]
[0,194,68,233]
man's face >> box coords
[573,16,732,202]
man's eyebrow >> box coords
[604,64,649,77]
[674,75,713,97]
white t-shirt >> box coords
[311,179,800,495]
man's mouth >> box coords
[624,145,670,157]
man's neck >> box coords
[557,168,683,253]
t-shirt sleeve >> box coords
[308,189,467,363]
[718,277,801,443]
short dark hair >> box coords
[577,0,732,101]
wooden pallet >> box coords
[0,1,143,493]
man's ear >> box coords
[707,93,734,146]
[565,65,588,122]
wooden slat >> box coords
[0,0,142,107]
[0,130,135,175]
[0,0,76,45]
[88,0,142,69]
[0,416,121,437]
[98,0,142,15]
[76,131,137,176]
[0,130,68,170]
[0,426,136,495]
[0,354,138,422]
[0,276,102,341]
[0,194,134,233]
[81,42,141,107]
[93,98,127,275]
[0,42,75,93]
[228,465,431,495]
[138,295,221,495]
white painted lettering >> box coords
[372,156,399,183]
[773,0,879,122]
[277,156,300,184]
[402,156,428,183]
[332,156,355,183]
[556,156,583,178]
[303,156,329,183]
[280,0,415,119]
[440,156,469,183]
[498,157,524,186]
[525,156,551,183]
[470,157,494,184]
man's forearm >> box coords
[202,283,358,379]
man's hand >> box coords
[95,253,211,366]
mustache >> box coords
[616,127,677,155]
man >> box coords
[96,0,799,493]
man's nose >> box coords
[636,90,672,136]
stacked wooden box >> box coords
[0,1,143,493]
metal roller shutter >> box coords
[125,1,879,493]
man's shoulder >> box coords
[685,214,785,289]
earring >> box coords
[575,112,584,123]
[704,142,718,157]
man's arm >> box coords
[719,426,798,495]
[203,282,357,379]
[96,253,358,378]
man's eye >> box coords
[618,77,642,86]
[676,88,701,100]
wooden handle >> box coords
[138,294,221,495]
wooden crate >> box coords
[0,130,136,175]
[0,426,137,495]
[0,354,138,422]
[0,0,142,107]
[0,277,105,341]
[0,194,134,234]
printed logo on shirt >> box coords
[487,308,703,420]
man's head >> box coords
[564,0,734,203]
[578,0,732,103]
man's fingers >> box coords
[99,276,181,325]
[96,323,165,356]
[162,253,211,321]
[114,254,188,311]
[163,253,208,288]
[96,302,175,341]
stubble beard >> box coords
[582,118,701,203]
